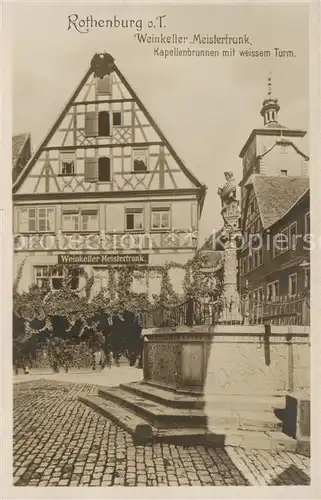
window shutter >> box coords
[18,208,29,232]
[84,158,98,182]
[96,76,112,95]
[85,112,98,137]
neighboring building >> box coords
[238,78,310,300]
[13,53,206,298]
[12,133,32,183]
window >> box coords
[96,75,112,95]
[51,266,65,290]
[62,213,79,231]
[34,266,80,291]
[253,248,263,268]
[151,209,170,230]
[273,227,289,257]
[98,111,110,137]
[258,287,263,302]
[248,253,252,271]
[289,222,298,250]
[243,257,247,275]
[113,112,122,126]
[305,212,310,235]
[289,273,297,297]
[35,266,50,288]
[62,209,98,231]
[267,281,279,302]
[60,151,75,176]
[18,207,55,232]
[133,149,148,172]
[93,268,109,290]
[304,268,310,289]
[81,210,98,231]
[126,209,143,231]
[98,157,111,182]
[281,169,288,176]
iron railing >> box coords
[140,293,310,328]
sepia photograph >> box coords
[1,0,319,497]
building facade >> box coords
[13,53,206,298]
[238,78,310,301]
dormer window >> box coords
[60,151,75,175]
[133,149,148,172]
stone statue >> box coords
[217,172,240,230]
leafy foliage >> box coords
[12,257,223,370]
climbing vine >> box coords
[12,254,224,371]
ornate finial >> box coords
[260,73,280,125]
[90,52,115,78]
[267,72,272,97]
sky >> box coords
[9,1,310,245]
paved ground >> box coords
[13,374,311,487]
[13,364,142,387]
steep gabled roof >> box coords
[13,54,206,194]
[12,133,30,168]
[258,138,309,161]
[250,175,309,229]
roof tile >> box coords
[252,175,309,229]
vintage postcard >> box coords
[1,0,320,498]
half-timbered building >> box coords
[13,53,206,297]
[238,78,310,300]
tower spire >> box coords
[260,73,280,126]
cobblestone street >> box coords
[13,379,311,487]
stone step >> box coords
[79,394,297,451]
[155,428,298,452]
[98,387,207,428]
[121,382,286,412]
[78,395,153,444]
[98,386,283,432]
[120,382,204,409]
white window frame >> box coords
[60,151,76,176]
[257,287,263,302]
[125,209,144,231]
[289,221,298,250]
[267,280,279,302]
[288,273,298,297]
[93,268,109,290]
[151,208,171,230]
[253,248,263,268]
[305,212,310,235]
[132,148,148,172]
[273,227,289,257]
[304,267,310,289]
[62,209,98,232]
[19,207,55,233]
[34,266,80,291]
